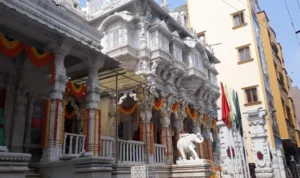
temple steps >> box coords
[26,168,42,178]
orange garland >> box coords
[172,103,178,113]
[212,119,217,129]
[119,103,137,115]
[140,123,144,141]
[61,101,66,144]
[25,45,54,67]
[66,82,87,99]
[153,98,163,110]
[85,109,90,151]
[150,123,155,155]
[0,33,24,58]
[54,99,59,145]
[186,107,197,120]
[65,110,76,119]
[0,33,55,86]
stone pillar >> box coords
[140,101,154,163]
[108,93,116,159]
[161,112,172,164]
[160,94,174,164]
[244,109,273,178]
[203,125,212,160]
[24,93,37,151]
[10,89,28,152]
[41,43,71,162]
[138,86,155,164]
[85,56,105,157]
[212,127,220,165]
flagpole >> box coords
[228,127,237,178]
[234,123,244,178]
[240,129,251,178]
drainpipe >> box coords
[115,74,119,164]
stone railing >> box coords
[154,144,166,163]
[100,136,114,157]
[62,133,86,156]
[119,139,145,162]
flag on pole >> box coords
[221,82,231,129]
[235,92,243,136]
[232,90,239,129]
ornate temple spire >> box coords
[161,0,168,11]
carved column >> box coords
[108,94,116,138]
[10,89,28,152]
[161,94,174,164]
[85,56,105,156]
[24,93,37,150]
[138,86,155,163]
[244,109,273,178]
[203,119,212,160]
[41,43,71,162]
[8,55,27,152]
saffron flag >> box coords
[221,82,231,128]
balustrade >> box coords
[119,139,145,162]
[154,144,166,163]
[100,136,114,157]
[62,133,85,156]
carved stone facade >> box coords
[0,0,221,177]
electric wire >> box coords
[283,0,300,45]
[237,0,297,37]
[219,0,300,47]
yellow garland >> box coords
[94,109,97,156]
[0,33,20,49]
[30,46,49,59]
[45,99,51,148]
[61,100,66,144]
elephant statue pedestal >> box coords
[176,158,207,165]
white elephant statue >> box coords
[177,133,204,161]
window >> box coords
[232,10,246,29]
[243,86,261,106]
[238,46,251,61]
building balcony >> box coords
[286,119,297,144]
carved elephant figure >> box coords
[177,133,204,161]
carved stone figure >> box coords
[177,133,204,160]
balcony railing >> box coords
[61,134,167,164]
[154,144,166,163]
[119,139,145,162]
[62,133,86,156]
[100,136,114,157]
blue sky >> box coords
[79,0,299,87]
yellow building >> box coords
[257,11,300,160]
[187,0,285,168]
